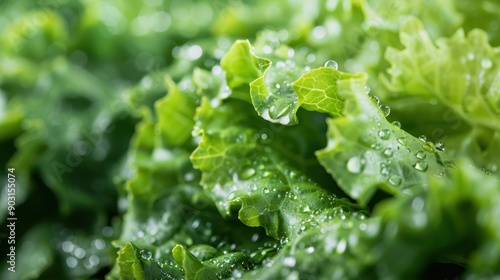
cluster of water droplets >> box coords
[364,86,391,117]
[260,59,301,125]
[60,226,114,275]
[278,209,371,278]
[345,124,451,187]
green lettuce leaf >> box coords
[264,62,456,205]
[383,17,500,174]
[384,17,500,130]
[242,159,500,279]
[190,69,359,239]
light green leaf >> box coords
[292,67,367,117]
[222,40,306,125]
[172,245,218,280]
[315,75,454,205]
[384,17,500,131]
[221,40,270,92]
[117,243,145,280]
[155,76,197,147]
[191,96,358,239]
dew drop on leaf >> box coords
[378,129,390,140]
[370,95,380,104]
[397,137,407,146]
[415,150,426,159]
[380,104,390,117]
[413,161,429,172]
[422,141,434,152]
[364,85,371,94]
[240,167,256,179]
[324,60,338,69]
[388,174,401,186]
[380,165,390,176]
[140,248,153,261]
[346,156,366,174]
[383,148,393,157]
[418,135,427,142]
[392,121,401,128]
[435,141,445,151]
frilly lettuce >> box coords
[2,0,500,279]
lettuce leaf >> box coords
[304,69,454,205]
[383,17,500,173]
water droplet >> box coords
[140,248,153,261]
[66,256,78,268]
[276,61,286,68]
[370,142,382,150]
[481,58,493,69]
[324,60,338,69]
[380,165,390,176]
[378,129,390,140]
[418,135,427,142]
[413,161,428,172]
[232,269,243,279]
[364,85,371,94]
[251,233,259,242]
[392,121,401,128]
[411,197,425,211]
[435,141,445,151]
[380,104,391,117]
[62,241,75,253]
[388,174,401,186]
[359,223,367,231]
[184,172,195,182]
[336,240,347,254]
[422,141,434,152]
[415,150,426,159]
[89,255,100,266]
[301,205,311,213]
[263,187,270,194]
[93,239,106,250]
[370,95,380,104]
[383,148,393,157]
[397,137,407,146]
[74,248,86,259]
[306,246,315,254]
[279,115,291,125]
[283,256,296,267]
[102,226,114,237]
[241,167,256,180]
[346,156,366,174]
[190,220,201,230]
